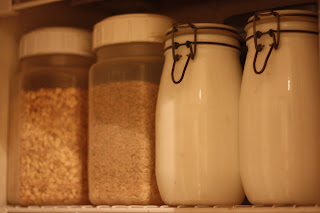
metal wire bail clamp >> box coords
[253,10,280,74]
[171,22,198,84]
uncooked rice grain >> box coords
[89,80,163,205]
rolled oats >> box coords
[19,88,88,205]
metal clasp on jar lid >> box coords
[247,10,319,74]
[252,10,280,75]
[167,23,242,84]
[171,22,198,84]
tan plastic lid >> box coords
[92,13,174,51]
[19,27,93,59]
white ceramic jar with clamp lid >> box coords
[156,23,245,205]
[240,10,320,205]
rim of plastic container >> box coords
[19,27,94,59]
[92,13,175,50]
[96,13,173,22]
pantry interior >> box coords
[0,0,319,212]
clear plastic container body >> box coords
[240,10,320,205]
[8,55,93,205]
[156,24,245,205]
[88,43,164,205]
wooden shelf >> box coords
[3,205,320,213]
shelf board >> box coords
[69,0,317,23]
[12,0,63,10]
[3,205,320,213]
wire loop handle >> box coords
[171,23,197,84]
[253,10,280,74]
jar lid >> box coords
[19,27,93,59]
[164,23,243,42]
[245,9,318,31]
[92,13,174,51]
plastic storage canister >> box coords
[156,23,245,205]
[240,10,320,205]
[88,13,173,205]
[7,27,93,205]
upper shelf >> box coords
[0,0,317,23]
[0,0,63,16]
[12,0,63,10]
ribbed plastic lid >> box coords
[19,27,93,59]
[93,13,174,51]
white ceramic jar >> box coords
[240,10,320,205]
[156,23,245,205]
